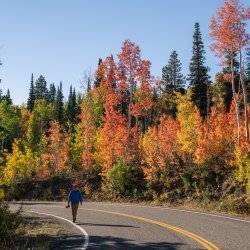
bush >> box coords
[218,194,250,214]
[0,201,22,248]
[107,159,144,197]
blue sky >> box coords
[0,0,249,104]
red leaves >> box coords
[210,0,250,57]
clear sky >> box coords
[0,0,249,104]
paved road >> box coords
[11,201,250,250]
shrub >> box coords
[0,201,22,248]
[107,159,144,197]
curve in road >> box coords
[11,202,250,250]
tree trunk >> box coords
[240,50,249,142]
[231,56,240,144]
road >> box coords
[11,201,250,250]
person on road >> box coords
[67,184,83,223]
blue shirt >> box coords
[68,190,83,204]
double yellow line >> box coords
[81,208,220,250]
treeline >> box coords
[0,0,250,213]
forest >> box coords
[0,0,250,214]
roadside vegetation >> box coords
[0,0,250,215]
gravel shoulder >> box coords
[8,212,84,250]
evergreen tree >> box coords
[94,58,103,88]
[161,50,185,93]
[27,73,35,111]
[3,89,12,105]
[47,83,56,103]
[188,23,210,118]
[54,81,64,124]
[34,75,48,100]
[66,85,79,128]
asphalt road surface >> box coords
[11,201,250,250]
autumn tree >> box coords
[176,92,201,155]
[210,0,250,142]
[141,116,179,183]
[39,121,69,178]
[97,91,129,173]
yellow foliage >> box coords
[3,140,39,184]
[176,93,201,154]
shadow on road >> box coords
[88,235,191,250]
[77,222,140,228]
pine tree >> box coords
[48,83,56,103]
[27,73,35,111]
[4,89,12,105]
[161,50,185,93]
[66,85,78,127]
[94,58,103,88]
[188,23,210,118]
[34,75,48,100]
[54,81,64,124]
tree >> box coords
[54,82,64,124]
[66,85,79,128]
[209,0,250,142]
[0,101,20,152]
[94,58,103,88]
[39,121,69,178]
[176,92,201,155]
[161,50,185,93]
[27,73,35,111]
[247,48,250,80]
[25,99,53,152]
[118,40,142,128]
[2,89,12,105]
[34,75,48,100]
[47,83,56,103]
[97,91,129,172]
[188,23,210,118]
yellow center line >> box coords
[80,207,220,250]
[24,204,220,250]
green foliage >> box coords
[107,159,143,197]
[161,50,185,94]
[27,73,35,112]
[0,100,20,152]
[188,22,210,118]
[0,201,22,248]
[54,82,65,124]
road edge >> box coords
[30,210,89,250]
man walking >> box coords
[67,184,83,223]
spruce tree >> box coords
[4,89,12,105]
[188,22,210,118]
[94,58,103,88]
[54,81,64,124]
[66,85,78,127]
[34,75,48,100]
[48,83,56,103]
[161,50,185,93]
[27,73,35,111]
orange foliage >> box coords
[97,91,129,172]
[39,121,69,178]
[209,0,250,56]
[79,99,96,169]
[141,116,179,180]
[195,104,237,164]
